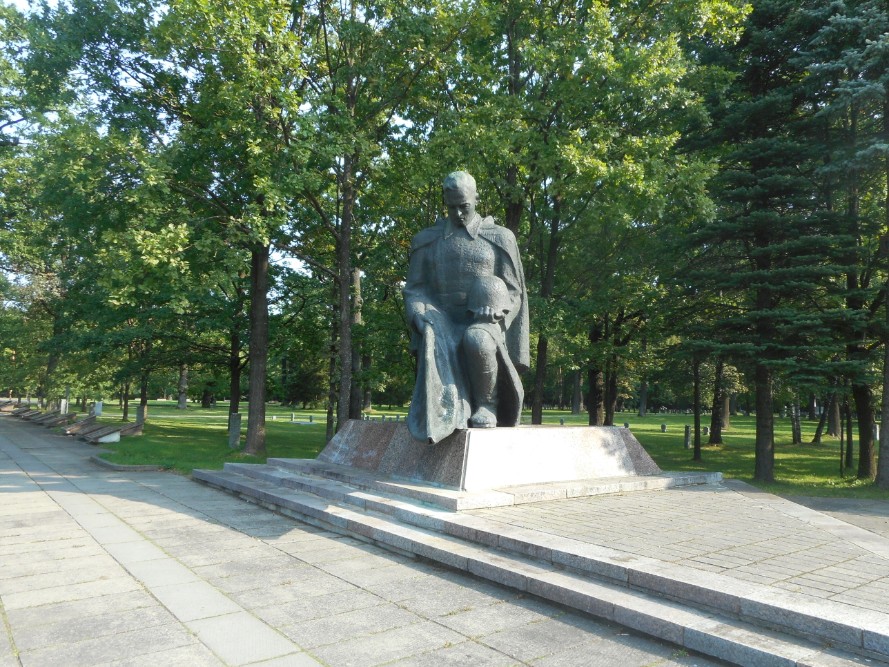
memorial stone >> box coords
[228,413,242,449]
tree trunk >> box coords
[790,394,802,445]
[177,364,188,410]
[723,394,731,429]
[281,356,289,404]
[812,394,829,444]
[827,393,841,437]
[503,164,523,235]
[336,154,357,432]
[571,370,582,415]
[852,382,875,479]
[326,302,338,443]
[693,355,702,461]
[879,352,889,485]
[753,363,774,482]
[229,327,242,417]
[531,336,548,424]
[638,380,648,418]
[588,367,604,426]
[245,243,270,457]
[532,200,560,425]
[807,393,818,421]
[137,374,149,425]
[361,353,372,411]
[877,95,889,488]
[588,322,604,426]
[844,397,855,470]
[879,254,889,486]
[604,356,618,426]
[349,267,364,419]
[122,383,130,422]
[709,358,724,445]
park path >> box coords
[0,415,725,667]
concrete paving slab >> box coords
[187,611,299,666]
[2,575,144,611]
[12,603,175,653]
[476,615,611,663]
[278,604,419,649]
[244,653,324,667]
[149,580,244,622]
[124,557,202,587]
[5,590,160,630]
[17,623,198,667]
[309,620,466,667]
[381,640,518,667]
[0,561,127,595]
[92,642,224,667]
[435,598,559,637]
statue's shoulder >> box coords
[478,217,517,249]
[410,219,446,251]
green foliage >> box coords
[2,0,888,484]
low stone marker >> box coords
[661,423,667,432]
[228,413,241,449]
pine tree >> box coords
[689,0,847,482]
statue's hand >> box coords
[474,306,505,323]
[414,310,441,334]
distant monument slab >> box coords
[318,419,661,492]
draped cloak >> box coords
[403,215,529,444]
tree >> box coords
[688,0,850,482]
[802,0,889,481]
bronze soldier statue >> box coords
[404,171,529,443]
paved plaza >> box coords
[0,415,727,667]
[470,479,889,613]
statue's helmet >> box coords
[468,275,510,317]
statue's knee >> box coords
[463,327,497,360]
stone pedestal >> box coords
[319,420,661,492]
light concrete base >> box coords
[97,431,120,443]
[319,420,661,492]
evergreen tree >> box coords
[689,0,847,481]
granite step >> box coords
[193,465,888,667]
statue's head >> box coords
[443,171,477,227]
[443,171,477,204]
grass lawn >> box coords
[89,400,889,500]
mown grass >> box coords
[89,400,889,499]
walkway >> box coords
[0,416,724,667]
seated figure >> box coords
[403,171,529,443]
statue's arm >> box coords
[403,241,441,333]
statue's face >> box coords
[444,187,477,227]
